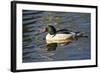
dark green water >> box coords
[22,10,91,63]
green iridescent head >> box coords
[45,25,56,35]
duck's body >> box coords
[43,25,81,44]
[46,33,74,44]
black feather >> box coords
[57,29,71,34]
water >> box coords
[22,10,91,63]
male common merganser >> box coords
[43,25,85,44]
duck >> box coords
[43,25,86,44]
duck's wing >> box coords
[56,29,72,34]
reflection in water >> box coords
[22,10,91,63]
[47,43,57,51]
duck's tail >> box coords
[75,32,88,40]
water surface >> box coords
[22,10,91,63]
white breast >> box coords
[46,33,74,44]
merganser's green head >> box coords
[45,25,56,35]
